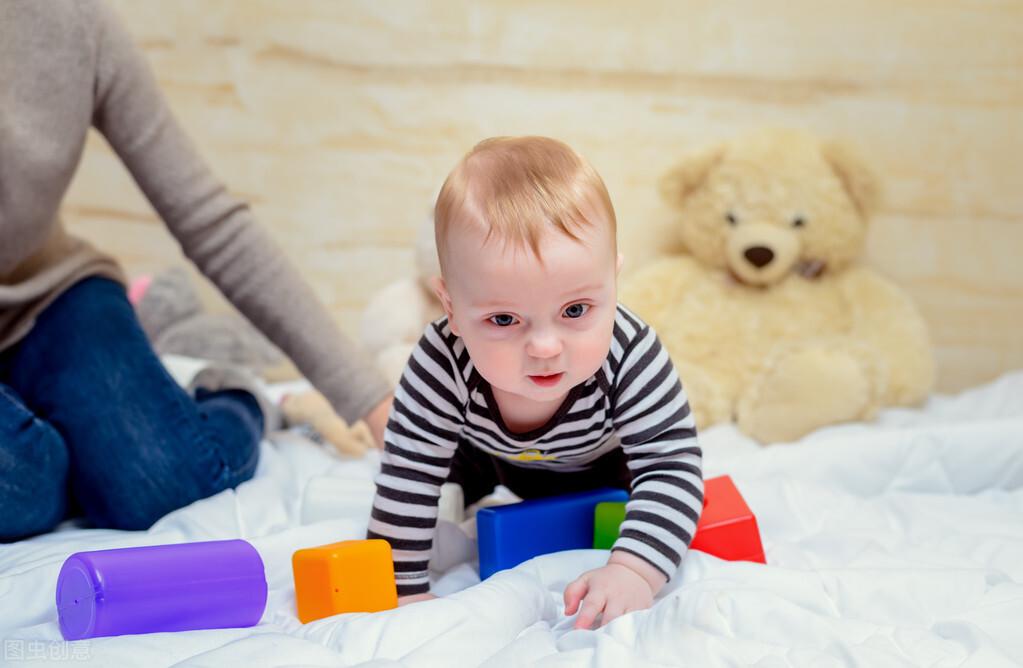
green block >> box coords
[593,501,626,549]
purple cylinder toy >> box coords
[55,539,267,640]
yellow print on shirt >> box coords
[507,449,558,462]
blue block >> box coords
[476,487,629,579]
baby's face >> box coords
[438,218,619,404]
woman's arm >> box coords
[87,0,389,425]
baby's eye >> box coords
[563,303,590,319]
[488,314,517,327]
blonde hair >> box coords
[434,136,616,268]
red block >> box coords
[691,475,766,563]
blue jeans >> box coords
[0,277,262,540]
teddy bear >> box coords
[132,267,375,457]
[359,215,444,384]
[619,129,935,443]
[132,267,289,375]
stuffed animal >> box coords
[132,267,289,376]
[359,216,444,384]
[620,129,935,443]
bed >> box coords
[2,368,1022,667]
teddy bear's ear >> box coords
[821,141,881,219]
[659,146,725,208]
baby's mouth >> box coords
[528,372,564,388]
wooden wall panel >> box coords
[61,1,1023,391]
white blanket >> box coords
[3,372,1023,667]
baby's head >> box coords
[432,136,622,403]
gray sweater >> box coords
[0,0,388,423]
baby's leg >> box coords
[0,384,69,540]
[445,438,502,508]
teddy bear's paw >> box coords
[737,347,875,443]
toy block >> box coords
[292,539,397,623]
[691,476,765,562]
[590,475,766,563]
[476,487,628,579]
[56,540,266,640]
[593,501,626,550]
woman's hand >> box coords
[363,394,393,449]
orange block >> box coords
[292,539,398,623]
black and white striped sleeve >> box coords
[610,323,703,580]
[365,323,465,596]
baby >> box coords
[367,136,703,629]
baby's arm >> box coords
[365,324,464,598]
[566,321,703,628]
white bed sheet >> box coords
[2,371,1022,667]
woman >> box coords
[0,1,391,539]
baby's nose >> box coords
[526,334,562,359]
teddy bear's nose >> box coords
[744,246,775,268]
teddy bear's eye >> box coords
[725,212,738,226]
[792,216,807,228]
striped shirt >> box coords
[367,304,703,595]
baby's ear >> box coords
[821,140,881,219]
[429,276,452,314]
[430,276,458,334]
[659,146,725,208]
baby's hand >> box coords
[398,592,438,606]
[563,552,667,629]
